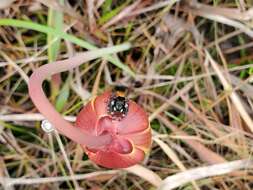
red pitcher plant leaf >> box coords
[76,91,151,168]
[28,43,152,168]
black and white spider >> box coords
[107,94,129,120]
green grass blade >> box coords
[99,1,129,25]
[101,0,113,13]
[47,0,64,99]
[55,79,70,112]
[0,19,135,77]
[47,0,64,62]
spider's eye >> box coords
[115,101,124,109]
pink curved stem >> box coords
[28,44,130,148]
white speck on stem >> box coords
[41,120,55,133]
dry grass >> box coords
[0,0,253,189]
